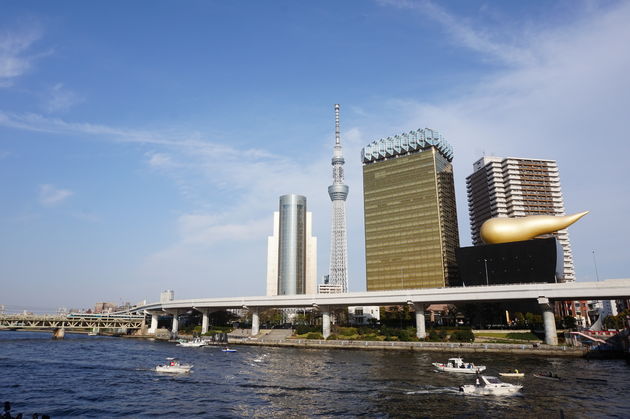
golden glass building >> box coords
[361,129,460,290]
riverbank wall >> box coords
[228,337,587,357]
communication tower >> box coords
[327,104,349,292]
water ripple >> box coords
[1,331,629,417]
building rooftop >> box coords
[361,128,453,164]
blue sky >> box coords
[1,0,629,311]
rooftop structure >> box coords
[361,128,453,164]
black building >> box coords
[455,237,563,286]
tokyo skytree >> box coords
[327,104,349,292]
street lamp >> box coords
[483,258,489,286]
[592,250,600,282]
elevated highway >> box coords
[132,278,630,345]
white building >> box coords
[266,194,317,296]
[160,290,174,303]
[348,306,380,325]
[318,283,344,294]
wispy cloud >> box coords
[146,151,176,168]
[0,110,177,144]
[44,83,83,113]
[39,184,73,206]
[0,27,43,87]
[177,213,271,246]
[377,0,534,65]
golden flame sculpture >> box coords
[480,211,589,244]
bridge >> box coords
[132,278,630,346]
[0,312,146,338]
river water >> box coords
[0,331,628,418]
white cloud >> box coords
[146,152,175,168]
[177,213,271,245]
[378,0,535,66]
[44,83,83,113]
[0,28,42,87]
[39,184,73,206]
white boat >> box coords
[460,375,523,396]
[499,370,524,378]
[221,347,237,353]
[177,338,208,348]
[155,358,193,373]
[432,357,486,374]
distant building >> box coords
[266,194,317,296]
[94,302,116,313]
[348,306,380,325]
[361,128,460,290]
[318,284,344,294]
[160,290,174,303]
[466,156,576,282]
[589,299,618,327]
[616,298,630,313]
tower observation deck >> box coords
[327,104,349,292]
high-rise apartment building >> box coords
[327,104,349,293]
[466,156,576,281]
[266,194,317,296]
[361,128,460,290]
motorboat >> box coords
[432,357,486,374]
[499,369,524,378]
[221,347,237,353]
[155,358,193,373]
[459,375,523,396]
[177,338,208,348]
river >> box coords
[0,331,628,418]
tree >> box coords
[525,312,535,325]
[380,305,414,328]
[209,310,239,327]
[259,309,284,326]
[562,315,577,329]
[604,309,630,330]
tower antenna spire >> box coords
[335,104,340,145]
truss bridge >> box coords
[0,312,146,332]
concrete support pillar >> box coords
[414,303,426,339]
[201,310,210,334]
[148,312,159,335]
[52,327,65,339]
[322,307,331,339]
[164,309,180,337]
[251,308,260,336]
[538,297,558,345]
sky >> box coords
[1,0,629,312]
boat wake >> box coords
[405,386,461,395]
